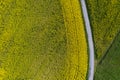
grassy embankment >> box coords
[0,0,88,80]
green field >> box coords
[86,0,120,59]
[0,0,67,79]
[86,0,120,79]
[94,32,120,80]
[0,0,89,80]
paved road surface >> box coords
[80,0,95,80]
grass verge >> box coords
[86,0,120,59]
[94,32,120,80]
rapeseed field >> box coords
[0,0,88,80]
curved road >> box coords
[80,0,95,80]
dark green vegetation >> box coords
[94,32,120,80]
[86,0,120,80]
[0,0,67,79]
[86,0,120,59]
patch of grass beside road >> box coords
[86,0,120,59]
[94,32,120,80]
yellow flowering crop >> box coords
[0,68,7,80]
[60,0,88,80]
[0,0,88,79]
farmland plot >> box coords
[94,32,120,80]
[0,0,88,80]
[86,0,120,59]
